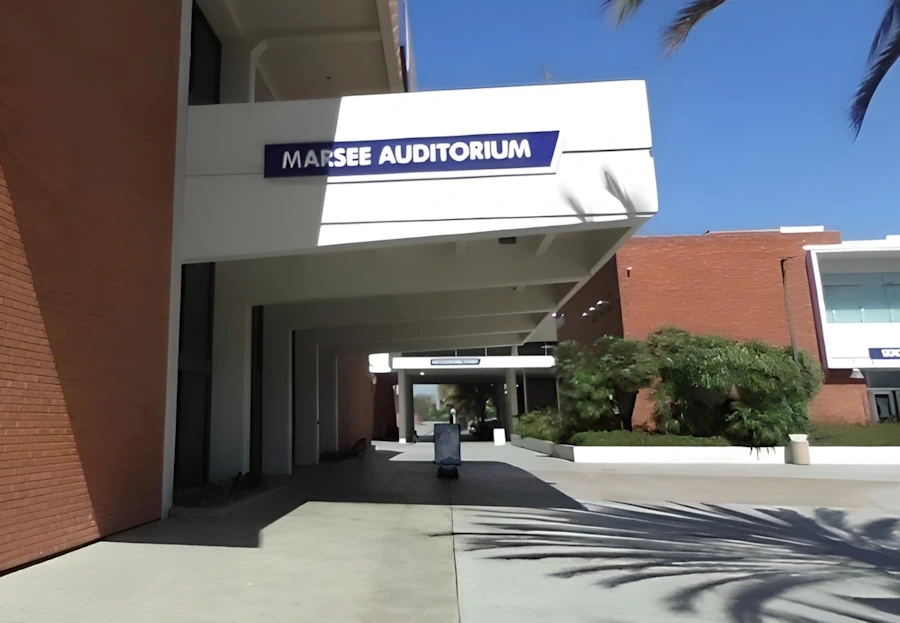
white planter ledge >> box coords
[808,447,900,465]
[511,435,900,465]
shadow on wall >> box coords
[107,448,582,549]
[454,502,900,623]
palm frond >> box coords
[869,0,900,62]
[851,26,900,135]
[601,0,647,26]
[663,0,729,55]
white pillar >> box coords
[161,0,194,518]
[318,351,339,454]
[260,306,292,475]
[397,370,415,443]
[219,40,268,104]
[293,337,319,465]
[209,290,251,481]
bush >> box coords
[556,337,657,435]
[568,430,731,446]
[648,327,823,447]
[514,408,564,443]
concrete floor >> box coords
[2,442,900,622]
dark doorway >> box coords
[174,263,215,488]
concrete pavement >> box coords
[1,441,899,622]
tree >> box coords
[413,394,436,420]
[604,0,900,134]
[441,383,493,424]
[556,337,658,432]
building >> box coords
[806,236,900,420]
[0,1,659,572]
[559,227,872,427]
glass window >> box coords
[822,273,900,324]
[861,283,892,323]
[888,285,900,323]
[823,285,862,323]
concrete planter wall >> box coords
[808,447,900,465]
[518,436,555,455]
[564,445,786,464]
[511,435,900,465]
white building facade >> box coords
[807,236,900,421]
[163,0,660,514]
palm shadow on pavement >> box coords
[451,502,900,623]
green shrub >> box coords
[556,337,657,435]
[568,430,731,447]
[648,327,823,447]
[514,408,564,443]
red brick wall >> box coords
[0,1,182,571]
[561,231,868,426]
[337,356,376,450]
[556,258,623,345]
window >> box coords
[188,2,221,106]
[889,285,900,323]
[823,273,900,324]
[823,285,862,323]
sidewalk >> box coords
[1,442,899,622]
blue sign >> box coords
[870,348,900,359]
[264,131,560,179]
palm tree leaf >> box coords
[663,0,730,55]
[850,26,900,135]
[601,0,647,26]
[869,0,900,62]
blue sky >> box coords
[408,0,899,240]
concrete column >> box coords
[494,382,506,428]
[397,370,415,443]
[318,351,339,454]
[504,368,518,436]
[260,306,292,475]
[523,370,530,414]
[219,40,268,104]
[161,0,194,518]
[209,290,251,481]
[293,337,320,465]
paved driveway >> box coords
[2,442,900,622]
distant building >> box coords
[559,227,879,427]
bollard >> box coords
[788,434,810,465]
[493,427,506,446]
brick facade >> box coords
[0,1,182,572]
[337,355,377,450]
[559,231,869,427]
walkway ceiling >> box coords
[249,226,634,354]
[196,0,403,99]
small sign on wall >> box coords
[264,131,561,181]
[430,358,482,367]
[870,348,900,360]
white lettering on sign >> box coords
[281,139,534,172]
[882,349,900,358]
